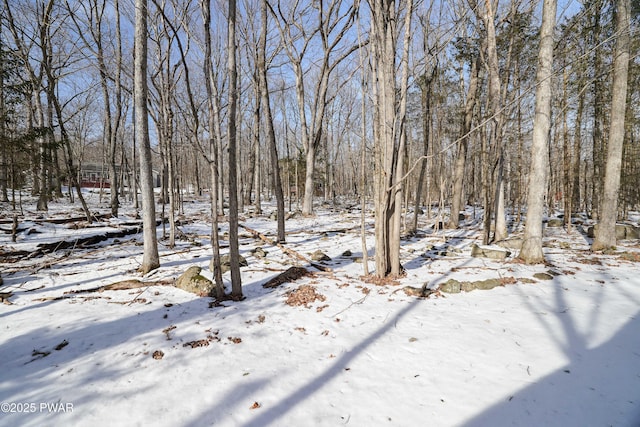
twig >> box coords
[330,293,369,318]
[127,287,149,306]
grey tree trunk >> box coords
[592,0,630,251]
[201,0,225,299]
[518,0,557,263]
[370,0,413,277]
[259,0,285,243]
[449,56,479,229]
[135,0,160,274]
[227,0,242,299]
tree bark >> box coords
[449,55,479,229]
[227,0,242,298]
[592,0,630,251]
[518,0,557,263]
[370,0,413,277]
[259,0,285,243]
[135,0,160,274]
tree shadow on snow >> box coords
[183,292,425,427]
[461,274,640,427]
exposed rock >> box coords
[176,266,214,296]
[211,254,249,274]
[439,279,461,293]
[311,250,331,262]
[473,278,502,290]
[547,218,564,228]
[438,277,508,293]
[587,223,640,240]
[341,250,352,257]
[461,281,476,292]
[470,244,511,260]
[495,238,523,250]
[251,247,268,258]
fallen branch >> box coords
[239,223,331,272]
[32,279,173,302]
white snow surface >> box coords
[1,195,640,427]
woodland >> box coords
[0,0,639,296]
[1,2,640,425]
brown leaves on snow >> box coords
[285,284,326,308]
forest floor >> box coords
[1,191,639,427]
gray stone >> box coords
[210,254,248,274]
[547,218,564,227]
[439,279,461,293]
[474,278,502,290]
[471,244,511,260]
[533,272,554,281]
[587,223,639,240]
[252,247,268,258]
[311,250,331,262]
[495,238,523,250]
[176,266,214,296]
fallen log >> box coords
[262,266,314,288]
[32,279,173,302]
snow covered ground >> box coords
[1,193,639,427]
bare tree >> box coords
[259,0,285,242]
[201,0,225,298]
[269,0,359,216]
[369,0,413,277]
[67,0,125,217]
[135,0,160,274]
[449,54,479,229]
[518,0,557,263]
[227,0,242,299]
[592,0,631,251]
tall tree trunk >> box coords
[259,0,285,242]
[449,56,479,229]
[370,0,413,277]
[590,0,605,220]
[475,0,504,244]
[135,0,160,274]
[572,87,585,213]
[413,68,434,233]
[518,0,557,263]
[201,0,225,299]
[592,0,630,251]
[227,0,242,298]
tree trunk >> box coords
[259,0,285,243]
[370,0,413,278]
[135,0,160,274]
[590,0,605,220]
[592,0,630,251]
[201,0,225,299]
[518,0,557,263]
[450,56,479,229]
[227,0,242,299]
